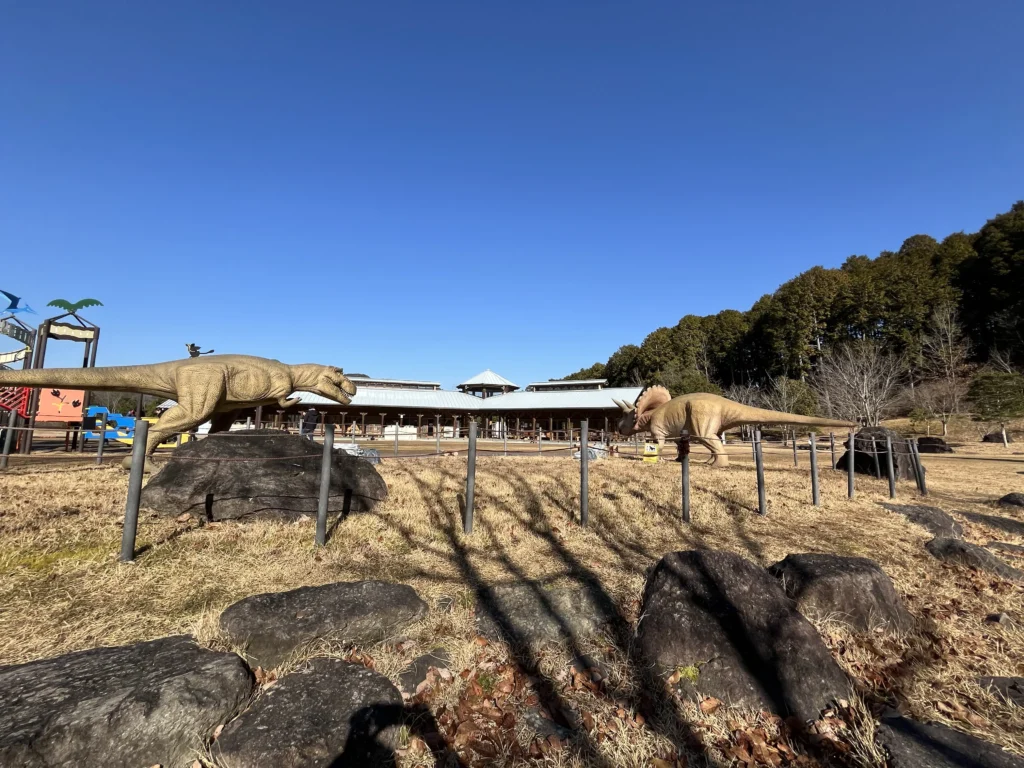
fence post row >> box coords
[580,419,589,527]
[680,431,691,523]
[885,434,896,499]
[314,424,336,547]
[754,428,767,516]
[119,419,149,562]
[464,420,477,534]
[847,430,856,499]
[809,432,820,507]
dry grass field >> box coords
[1,443,1022,767]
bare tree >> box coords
[761,376,802,414]
[724,383,760,407]
[810,341,905,426]
[990,347,1017,374]
[918,306,970,435]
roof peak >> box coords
[457,369,518,389]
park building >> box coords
[160,369,642,441]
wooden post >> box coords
[435,415,442,454]
[580,419,589,527]
[417,414,422,438]
[340,412,347,436]
[754,428,766,516]
[360,413,367,437]
[792,429,798,467]
[503,420,508,456]
[255,405,262,429]
[885,434,896,499]
[315,424,335,546]
[680,432,691,523]
[830,432,836,470]
[809,433,820,507]
[394,421,399,456]
[464,421,477,533]
[119,420,149,562]
[847,430,856,499]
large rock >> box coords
[836,426,917,480]
[881,503,964,539]
[983,431,1014,444]
[768,554,912,633]
[917,436,953,453]
[220,581,428,668]
[141,430,388,521]
[960,511,1024,536]
[925,538,1024,584]
[0,635,252,768]
[475,582,619,647]
[635,550,850,721]
[216,658,403,768]
[999,493,1024,508]
[978,677,1024,707]
[876,709,1024,768]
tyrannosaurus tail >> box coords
[0,365,150,393]
[726,405,856,429]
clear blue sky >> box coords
[2,2,1022,389]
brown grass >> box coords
[1,446,1022,767]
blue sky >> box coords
[2,2,1021,388]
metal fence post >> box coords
[754,428,767,516]
[885,434,896,499]
[680,432,691,523]
[464,421,477,534]
[503,419,508,456]
[119,420,149,562]
[580,419,589,527]
[95,414,108,465]
[315,423,335,547]
[751,432,756,463]
[829,432,836,470]
[792,429,798,467]
[870,436,881,479]
[246,416,252,430]
[0,407,17,470]
[393,421,399,457]
[847,430,856,499]
[809,433,820,507]
[914,439,928,496]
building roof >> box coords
[484,387,642,411]
[526,378,607,389]
[457,369,518,390]
[349,376,440,388]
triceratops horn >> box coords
[612,399,633,412]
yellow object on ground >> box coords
[642,442,661,463]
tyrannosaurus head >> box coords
[292,365,357,405]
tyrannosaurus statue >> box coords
[614,386,855,467]
[0,354,356,458]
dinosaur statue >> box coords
[0,354,356,458]
[614,386,855,467]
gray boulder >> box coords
[836,427,917,479]
[220,581,428,668]
[636,550,850,721]
[925,538,1024,584]
[216,658,403,768]
[877,709,1024,768]
[917,436,953,453]
[961,511,1024,536]
[475,582,619,647]
[768,554,912,633]
[882,503,964,538]
[999,492,1024,508]
[141,430,388,521]
[983,431,1014,444]
[978,677,1024,707]
[0,635,252,768]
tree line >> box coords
[562,201,1024,436]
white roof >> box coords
[458,369,518,389]
[527,378,607,388]
[306,387,483,411]
[484,387,642,411]
[349,376,440,388]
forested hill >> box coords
[563,202,1024,394]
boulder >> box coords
[983,431,1014,444]
[768,554,912,633]
[876,709,1024,768]
[925,539,1024,584]
[835,426,916,480]
[0,635,252,768]
[475,582,619,647]
[978,677,1024,707]
[216,658,403,768]
[397,649,450,697]
[220,581,428,668]
[881,503,964,539]
[635,550,850,721]
[141,430,388,521]
[917,436,953,453]
[999,492,1024,508]
[988,541,1024,556]
[960,511,1024,536]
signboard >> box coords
[0,319,34,347]
[48,322,97,342]
[35,388,86,422]
[0,347,29,366]
[642,442,661,463]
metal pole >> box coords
[809,433,820,507]
[315,424,335,546]
[829,432,836,470]
[914,439,928,496]
[245,416,252,431]
[394,421,399,457]
[751,431,756,463]
[754,428,766,516]
[680,434,691,523]
[0,406,17,470]
[580,419,589,527]
[95,413,107,465]
[847,430,856,499]
[792,429,798,467]
[436,415,441,455]
[464,420,477,534]
[870,437,881,479]
[503,419,508,456]
[119,419,149,562]
[885,435,896,499]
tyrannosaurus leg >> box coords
[145,370,224,455]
